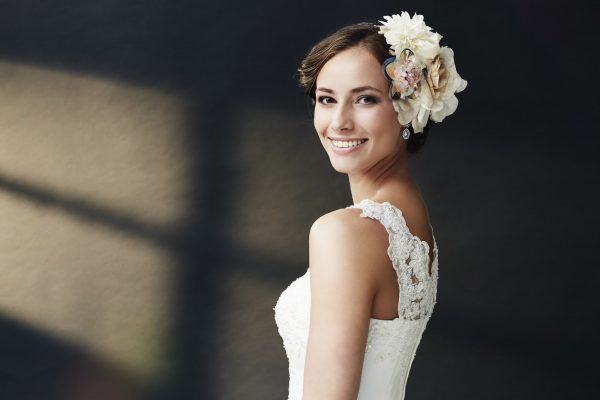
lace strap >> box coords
[346,198,438,320]
[346,199,415,272]
[346,198,436,262]
[347,199,411,236]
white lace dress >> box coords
[273,198,439,400]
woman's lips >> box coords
[328,138,368,155]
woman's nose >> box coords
[331,103,353,132]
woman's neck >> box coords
[348,157,415,205]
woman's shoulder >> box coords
[308,207,389,297]
[309,205,387,243]
[309,207,391,270]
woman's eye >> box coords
[317,96,335,105]
[316,95,377,105]
[357,95,377,104]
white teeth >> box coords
[331,139,367,148]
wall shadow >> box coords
[0,1,597,400]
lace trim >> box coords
[364,319,425,364]
[347,199,439,321]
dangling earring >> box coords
[402,125,411,140]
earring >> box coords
[402,126,411,140]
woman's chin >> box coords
[329,160,358,174]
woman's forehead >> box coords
[316,47,386,91]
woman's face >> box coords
[314,46,404,175]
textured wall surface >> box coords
[0,61,191,397]
[0,1,596,399]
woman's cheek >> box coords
[313,112,328,136]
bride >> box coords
[274,12,467,400]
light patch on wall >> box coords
[0,61,192,382]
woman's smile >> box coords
[328,137,369,154]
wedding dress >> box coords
[273,198,439,400]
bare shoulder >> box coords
[309,207,388,252]
[310,208,362,239]
[309,207,390,288]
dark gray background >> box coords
[0,0,597,399]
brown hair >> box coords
[296,22,429,154]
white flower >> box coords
[391,80,431,134]
[377,11,467,133]
[392,95,419,126]
[413,86,433,133]
[392,48,467,133]
[426,46,468,123]
[377,12,442,61]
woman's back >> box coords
[274,198,439,399]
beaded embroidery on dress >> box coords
[273,198,439,400]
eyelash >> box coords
[317,95,378,105]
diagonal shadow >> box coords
[0,172,173,248]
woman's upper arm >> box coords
[303,210,379,400]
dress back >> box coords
[274,198,439,400]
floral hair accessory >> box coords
[382,48,425,100]
[377,12,467,133]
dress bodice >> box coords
[273,198,439,400]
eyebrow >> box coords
[316,85,383,94]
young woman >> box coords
[274,12,467,400]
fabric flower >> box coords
[392,95,419,127]
[377,12,467,133]
[377,12,442,61]
[426,54,448,100]
[412,83,434,133]
[425,46,468,123]
[382,49,425,100]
